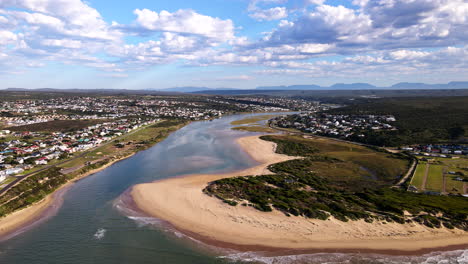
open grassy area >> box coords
[204,135,468,230]
[230,115,279,126]
[264,135,410,189]
[410,162,427,189]
[410,156,468,195]
[232,125,277,133]
[425,165,444,192]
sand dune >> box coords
[132,135,468,252]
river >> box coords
[0,113,466,264]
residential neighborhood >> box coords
[0,118,159,182]
[271,113,397,138]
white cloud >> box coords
[216,75,253,81]
[0,0,467,84]
[250,7,288,21]
[133,9,234,41]
[0,30,17,44]
[307,0,326,5]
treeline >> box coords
[327,96,468,146]
[204,135,468,230]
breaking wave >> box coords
[93,228,106,240]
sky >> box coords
[0,0,467,89]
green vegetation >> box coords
[328,96,468,146]
[409,157,468,195]
[425,165,444,191]
[230,115,280,133]
[410,162,427,189]
[8,119,109,132]
[232,126,277,133]
[230,115,279,126]
[204,135,468,230]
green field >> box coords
[410,156,468,195]
[410,162,427,189]
[425,165,444,191]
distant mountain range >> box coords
[146,87,239,93]
[4,81,468,94]
[158,81,468,93]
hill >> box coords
[327,96,468,146]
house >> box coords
[6,167,24,175]
[35,157,48,165]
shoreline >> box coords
[131,135,467,255]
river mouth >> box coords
[0,112,466,264]
[115,186,468,264]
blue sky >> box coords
[0,0,467,89]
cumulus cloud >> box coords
[132,9,235,41]
[250,7,288,21]
[255,46,468,80]
[248,0,288,21]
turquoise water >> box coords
[0,113,466,264]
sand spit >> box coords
[132,135,467,253]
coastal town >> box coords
[270,112,397,138]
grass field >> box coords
[410,162,427,189]
[410,156,468,195]
[425,165,444,191]
[263,135,410,189]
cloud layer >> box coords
[0,0,467,83]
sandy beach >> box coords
[131,135,468,253]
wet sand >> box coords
[131,135,468,254]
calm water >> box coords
[0,113,466,264]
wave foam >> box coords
[94,228,106,240]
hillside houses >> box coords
[272,113,396,138]
[0,118,158,177]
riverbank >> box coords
[131,135,467,254]
[0,121,188,240]
[0,152,137,239]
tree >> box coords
[448,125,465,140]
